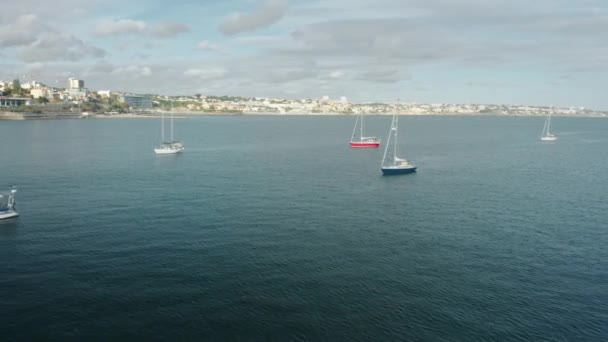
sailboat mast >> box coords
[547,112,551,135]
[393,114,398,164]
[360,114,364,139]
[381,115,393,167]
[541,115,547,138]
[170,107,174,142]
[351,115,359,141]
[161,108,165,142]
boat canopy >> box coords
[0,186,16,209]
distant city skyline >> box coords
[1,0,607,110]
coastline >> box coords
[0,111,26,120]
[157,111,608,118]
[92,113,157,119]
[1,110,606,120]
[0,111,84,120]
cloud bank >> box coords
[219,0,288,35]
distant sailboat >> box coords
[0,186,18,220]
[350,113,380,148]
[155,102,184,154]
[541,110,557,141]
[381,114,416,175]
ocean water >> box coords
[1,115,607,341]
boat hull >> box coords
[381,166,417,175]
[154,147,184,154]
[0,210,18,220]
[541,136,557,141]
[350,141,380,148]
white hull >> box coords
[154,147,184,154]
[540,112,557,141]
[0,210,18,220]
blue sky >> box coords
[1,0,607,109]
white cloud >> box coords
[14,13,38,27]
[17,33,106,62]
[111,64,152,77]
[70,8,88,16]
[0,14,41,47]
[130,53,151,60]
[196,40,228,54]
[95,19,191,39]
[95,19,147,36]
[151,22,190,38]
[85,61,115,75]
[234,34,287,45]
[196,40,220,51]
[266,68,317,83]
[354,68,410,83]
[219,0,288,35]
[328,70,345,79]
[0,0,110,24]
[140,66,152,76]
[24,62,46,72]
[0,31,37,48]
[183,67,226,79]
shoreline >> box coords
[93,111,608,118]
[1,111,606,120]
[92,114,157,119]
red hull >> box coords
[350,141,380,148]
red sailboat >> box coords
[349,113,380,148]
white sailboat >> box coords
[381,114,416,175]
[0,186,18,220]
[349,113,380,148]
[541,109,557,141]
[155,103,184,154]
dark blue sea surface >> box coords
[1,115,607,341]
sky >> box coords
[1,0,607,109]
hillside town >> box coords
[1,78,606,118]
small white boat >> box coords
[541,110,557,141]
[0,186,18,220]
[154,142,184,154]
[155,104,184,155]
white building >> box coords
[30,88,53,99]
[97,90,111,98]
[66,78,86,100]
[69,78,84,90]
[0,81,14,93]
